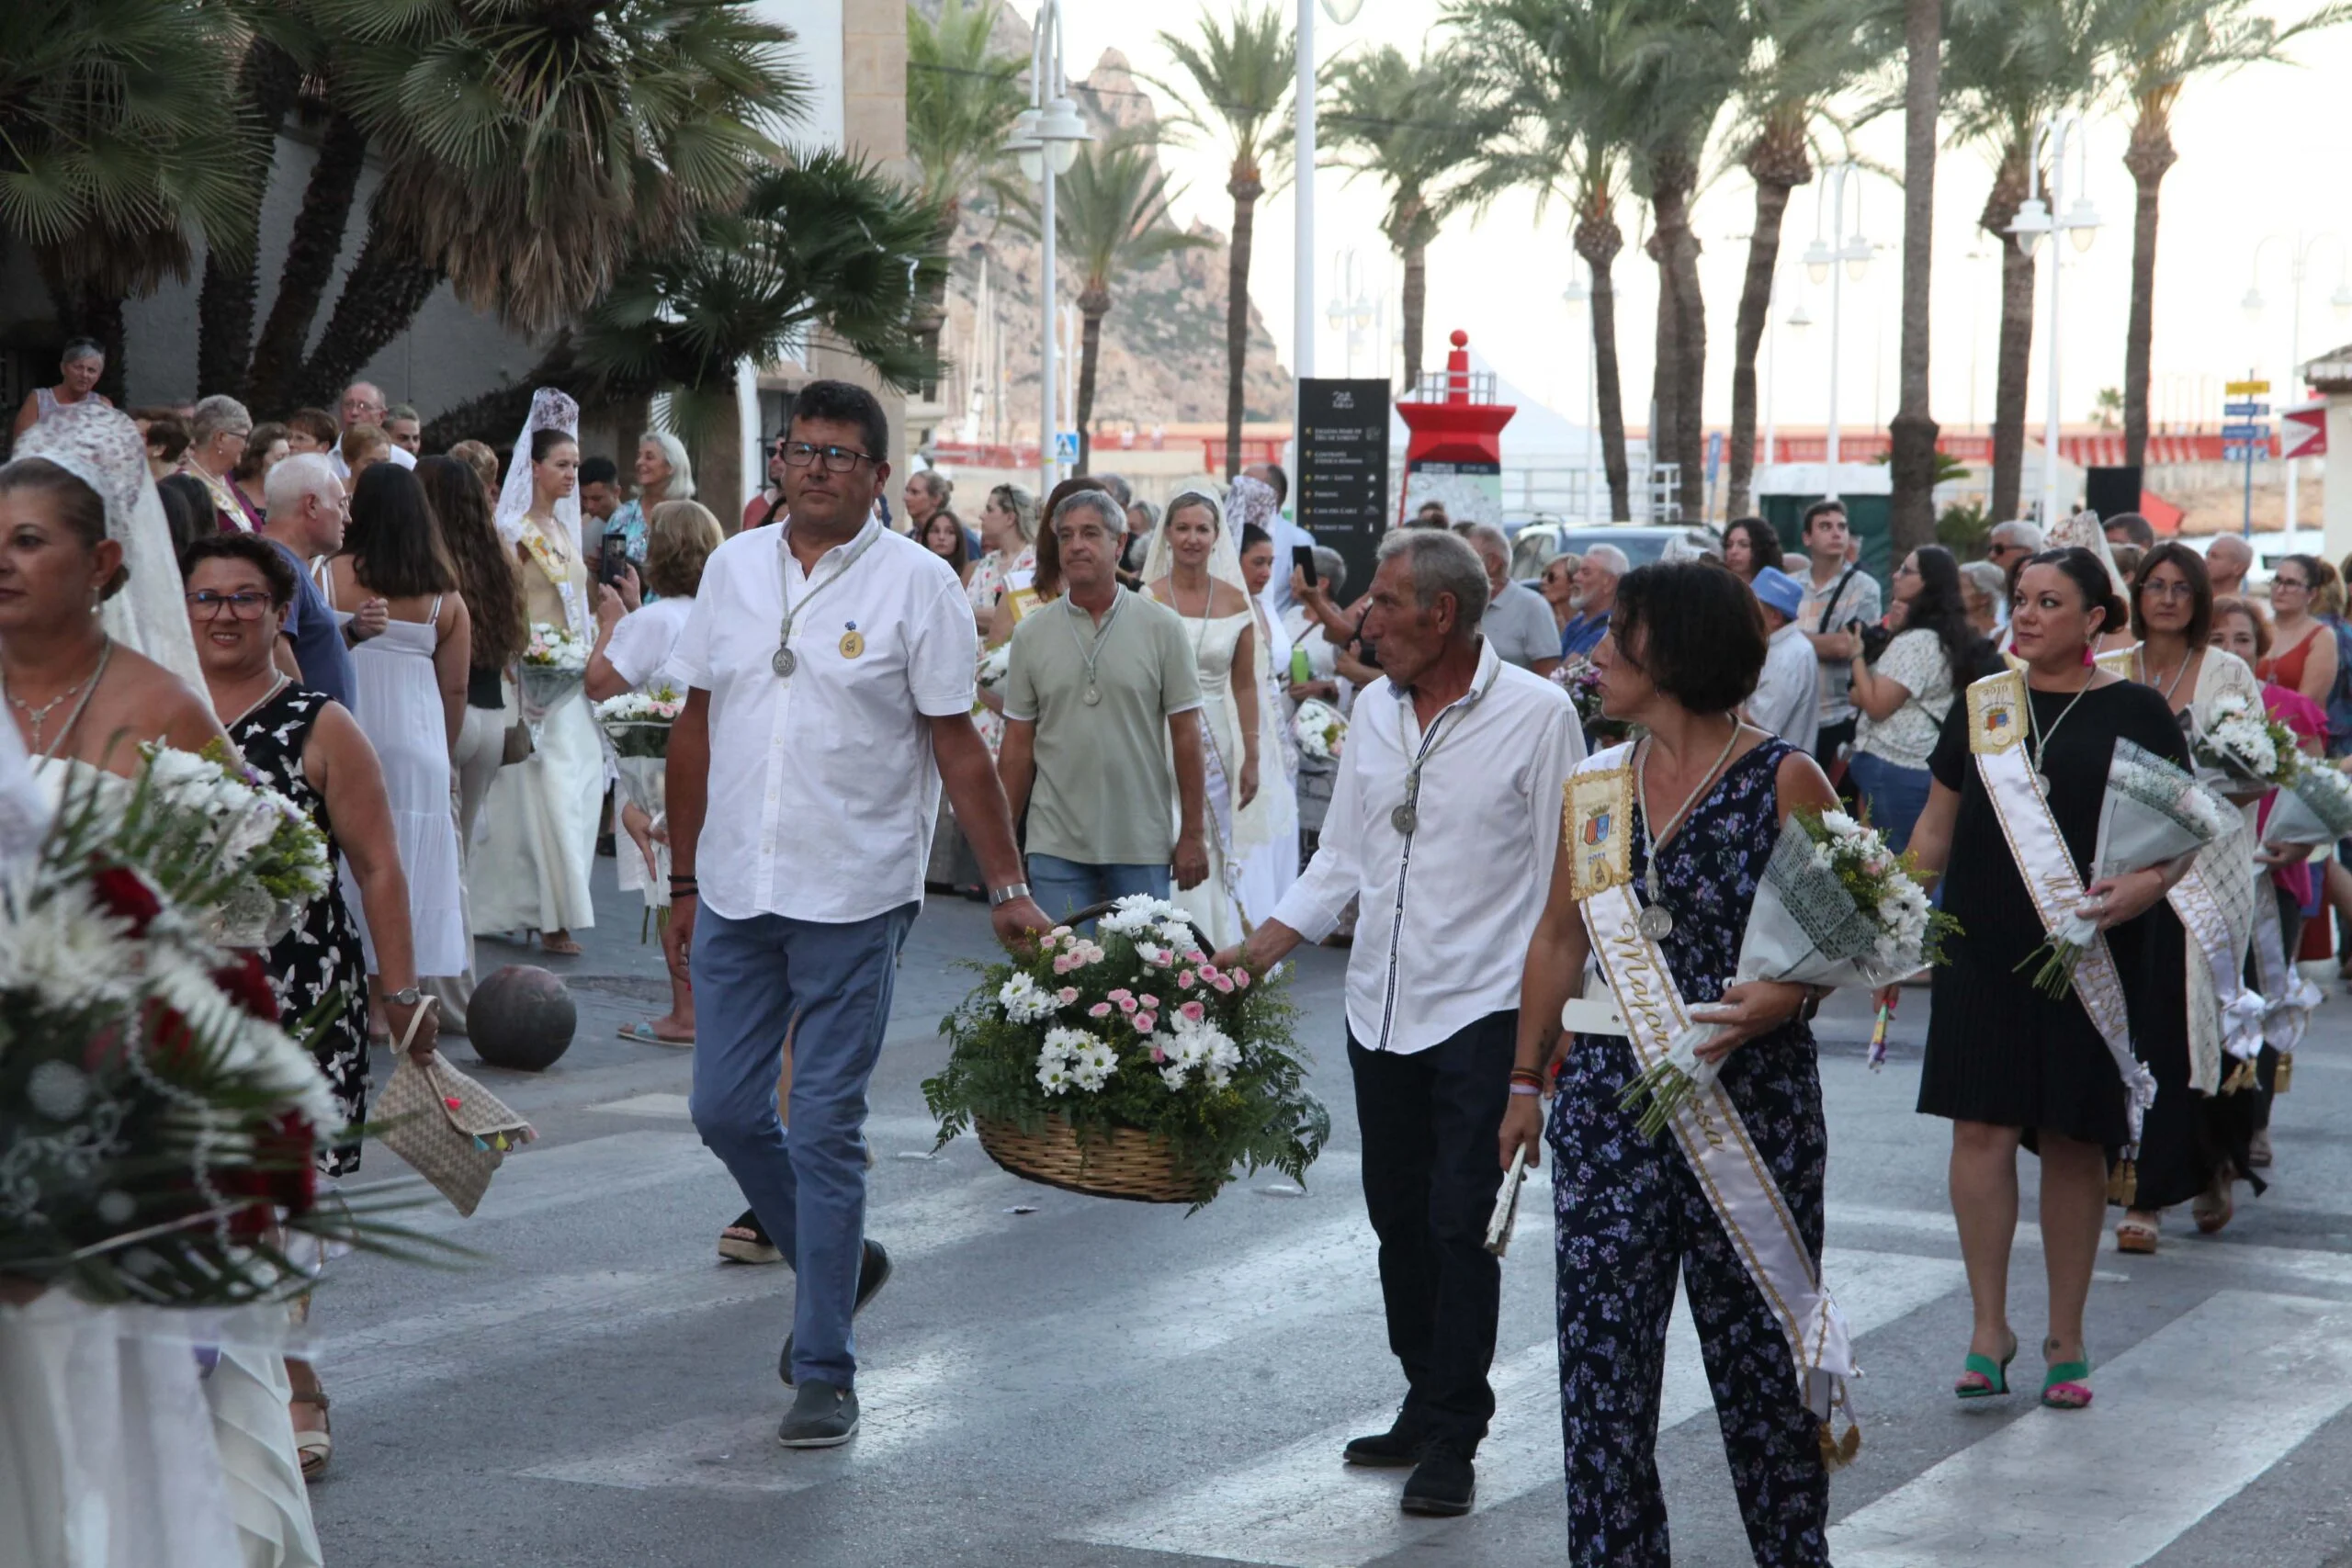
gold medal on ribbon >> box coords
[840,627,865,660]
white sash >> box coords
[2167,855,2264,1084]
[1966,673,2157,1143]
[2250,885,2321,1056]
[1566,749,1857,1430]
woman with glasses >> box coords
[1845,546,1981,851]
[2259,554,2338,706]
[186,394,260,531]
[320,462,471,992]
[181,531,433,1479]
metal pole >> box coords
[2288,235,2304,536]
[1826,164,1845,502]
[1036,5,1058,499]
[1763,276,1778,481]
[1586,293,1600,521]
[1295,0,1316,464]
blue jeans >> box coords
[1848,750,1932,852]
[1027,852,1170,927]
[689,901,915,1390]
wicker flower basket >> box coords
[976,1113,1213,1205]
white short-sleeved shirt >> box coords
[672,519,978,924]
[1854,627,1954,771]
[604,595,695,692]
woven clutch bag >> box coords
[372,1006,537,1216]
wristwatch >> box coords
[988,882,1032,908]
[386,986,422,1007]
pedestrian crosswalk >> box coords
[324,1106,2352,1568]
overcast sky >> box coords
[1048,0,2352,433]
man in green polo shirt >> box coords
[999,489,1210,920]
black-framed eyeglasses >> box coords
[186,590,274,620]
[780,441,877,472]
[2276,576,2310,591]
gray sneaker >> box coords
[777,1381,860,1448]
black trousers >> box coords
[1348,1010,1516,1450]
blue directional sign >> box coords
[2221,423,2270,441]
[2222,444,2268,462]
[2222,401,2270,417]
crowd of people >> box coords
[8,328,2351,1568]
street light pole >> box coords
[1564,268,1593,520]
[1805,162,1871,502]
[2007,113,2099,526]
[1295,0,1317,417]
[1004,1,1091,498]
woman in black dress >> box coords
[182,532,436,1478]
[1904,547,2196,1411]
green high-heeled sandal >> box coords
[1954,1333,2018,1399]
[2041,1353,2094,1409]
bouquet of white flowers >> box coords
[2195,692,2299,792]
[97,739,333,948]
[2018,739,2230,998]
[519,621,589,743]
[594,683,684,760]
[2262,758,2352,849]
[1294,698,1346,761]
[977,642,1012,691]
[1619,807,1956,1138]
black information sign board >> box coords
[1295,378,1390,598]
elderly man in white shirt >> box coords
[1220,529,1584,1518]
[665,380,1046,1450]
[326,381,418,478]
[1743,564,1819,756]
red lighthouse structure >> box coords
[1393,330,1517,525]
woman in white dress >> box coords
[1234,516,1301,919]
[587,499,723,1045]
[1146,488,1263,950]
[472,394,602,952]
[322,461,471,988]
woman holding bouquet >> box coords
[1501,560,1846,1565]
[474,408,601,954]
[1904,547,2194,1409]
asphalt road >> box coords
[306,859,2352,1567]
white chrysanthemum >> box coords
[1040,1025,1092,1064]
[1159,1062,1191,1090]
[144,958,340,1130]
[1070,1038,1120,1091]
[1820,809,1859,837]
[999,974,1061,1024]
[1036,1059,1075,1096]
[0,878,142,1014]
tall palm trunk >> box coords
[2121,98,2176,472]
[1649,226,1680,520]
[918,203,962,403]
[247,112,369,414]
[1651,157,1706,520]
[1576,208,1632,520]
[1399,237,1428,395]
[198,39,301,400]
[1074,286,1109,475]
[292,212,444,409]
[1887,0,1942,555]
[1983,148,2035,524]
[1728,116,1808,517]
[1224,164,1263,479]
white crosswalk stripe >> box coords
[1073,1247,1963,1567]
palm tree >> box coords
[1150,4,1294,479]
[1724,0,1890,517]
[1056,134,1211,473]
[1452,0,1653,520]
[1944,0,2109,522]
[1887,0,1943,555]
[1320,45,1490,392]
[906,0,1030,397]
[2098,0,2347,469]
[227,0,804,412]
[1,0,249,399]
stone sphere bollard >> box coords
[468,964,577,1071]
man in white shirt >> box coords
[1743,564,1819,756]
[665,380,1046,1450]
[1795,502,1879,766]
[1219,529,1584,1518]
[1461,523,1561,676]
[326,382,418,479]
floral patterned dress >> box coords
[231,683,370,1175]
[1546,737,1830,1566]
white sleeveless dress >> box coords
[1234,599,1300,923]
[335,598,468,976]
[1168,611,1255,950]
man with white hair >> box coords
[1984,520,2044,626]
[1220,528,1583,1520]
[330,381,416,477]
[2205,532,2253,598]
[1460,524,1560,675]
[1557,543,1625,659]
[259,452,378,704]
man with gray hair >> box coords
[260,451,376,703]
[1458,523,1560,675]
[1000,488,1211,919]
[1558,541,1626,658]
[1221,527,1583,1519]
[1984,519,2045,626]
[2205,532,2253,598]
[331,381,416,477]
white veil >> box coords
[14,403,206,694]
[493,388,582,556]
[1143,486,1250,596]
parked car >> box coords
[1506,520,1723,581]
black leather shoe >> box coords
[779,1239,893,1386]
[1341,1420,1427,1469]
[776,1381,859,1448]
[1400,1446,1476,1516]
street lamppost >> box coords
[2242,230,2351,535]
[2007,112,2100,526]
[1295,0,1363,457]
[1804,161,1871,500]
[1562,267,1599,519]
[1004,0,1091,497]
